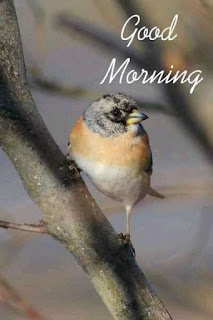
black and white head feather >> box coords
[83,93,139,137]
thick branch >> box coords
[0,1,172,319]
[0,220,48,234]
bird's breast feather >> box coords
[70,117,151,172]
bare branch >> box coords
[0,1,172,319]
[55,14,154,71]
[0,220,48,234]
[117,0,213,162]
[199,0,213,23]
[29,68,94,98]
[0,273,45,320]
[27,0,46,68]
[31,76,172,115]
[29,69,172,114]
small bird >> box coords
[68,93,164,240]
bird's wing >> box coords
[144,149,153,175]
[144,149,165,199]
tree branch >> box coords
[29,69,172,114]
[117,0,213,163]
[0,1,172,319]
[0,273,45,320]
[55,14,154,71]
[0,220,48,234]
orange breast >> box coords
[69,117,150,173]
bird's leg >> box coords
[118,206,135,255]
[68,159,81,174]
[65,154,81,174]
[65,143,81,173]
[126,206,131,235]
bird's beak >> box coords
[126,109,148,125]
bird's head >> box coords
[83,93,148,137]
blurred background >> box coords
[0,0,213,319]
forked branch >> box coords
[0,1,172,319]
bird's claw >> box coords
[117,233,135,256]
[67,159,81,174]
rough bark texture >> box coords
[0,1,172,319]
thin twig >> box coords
[0,220,48,234]
[55,14,154,71]
[29,69,94,98]
[0,273,45,320]
[199,0,213,23]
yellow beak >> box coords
[126,109,148,125]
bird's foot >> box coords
[67,159,81,174]
[117,233,135,256]
[60,158,81,180]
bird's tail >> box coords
[148,187,165,199]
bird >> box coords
[68,93,164,242]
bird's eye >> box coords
[111,108,121,117]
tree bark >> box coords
[0,1,172,319]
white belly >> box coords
[73,154,150,207]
